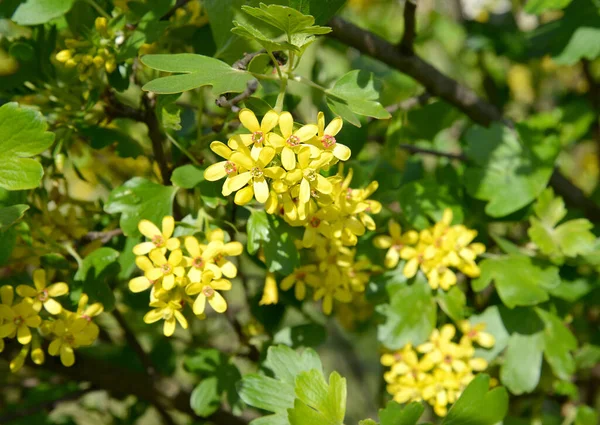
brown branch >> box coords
[327,16,600,222]
[83,228,123,243]
[142,95,173,185]
[216,80,259,113]
[385,92,431,114]
[232,50,267,70]
[399,0,418,55]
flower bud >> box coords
[55,49,72,63]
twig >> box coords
[216,80,259,113]
[160,0,193,21]
[399,0,418,55]
[327,16,600,223]
[83,228,123,243]
[0,387,96,423]
[385,92,431,114]
[142,95,173,185]
[232,50,267,70]
[397,143,466,160]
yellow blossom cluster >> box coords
[129,216,243,336]
[55,17,118,79]
[262,235,377,315]
[374,209,485,290]
[381,322,495,416]
[0,269,102,371]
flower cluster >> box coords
[374,209,485,290]
[129,216,243,336]
[55,17,118,79]
[381,322,495,416]
[0,269,102,371]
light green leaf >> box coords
[326,70,391,127]
[73,248,120,312]
[265,345,322,386]
[536,309,577,380]
[12,0,76,25]
[142,54,255,95]
[472,255,560,308]
[468,306,510,362]
[377,275,437,349]
[289,370,346,425]
[398,180,464,230]
[231,20,299,52]
[554,27,600,65]
[436,286,466,322]
[524,0,572,14]
[171,165,206,189]
[500,333,544,395]
[190,377,221,417]
[442,374,508,425]
[0,103,55,190]
[241,4,329,35]
[576,405,599,425]
[575,344,600,369]
[238,374,296,414]
[104,177,178,237]
[378,401,424,425]
[0,204,29,230]
[549,278,593,302]
[464,123,559,217]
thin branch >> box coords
[399,0,418,55]
[160,0,193,21]
[385,92,431,114]
[83,228,123,243]
[142,95,173,185]
[397,143,466,160]
[216,80,259,113]
[232,50,267,70]
[327,16,600,223]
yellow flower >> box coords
[48,315,97,367]
[73,294,104,323]
[204,141,244,194]
[144,298,188,337]
[10,344,29,373]
[373,220,419,268]
[313,111,351,162]
[146,249,186,290]
[0,300,42,345]
[184,237,224,282]
[206,229,244,278]
[458,320,495,348]
[227,145,284,204]
[231,108,279,156]
[260,272,279,305]
[133,216,180,255]
[280,265,318,300]
[16,269,68,314]
[186,273,231,315]
[56,49,73,63]
[268,112,318,171]
[94,17,108,34]
[129,255,159,293]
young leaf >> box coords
[12,0,76,25]
[472,255,560,308]
[0,204,29,230]
[241,4,330,36]
[500,333,544,395]
[536,308,577,380]
[378,401,424,425]
[104,177,178,237]
[326,70,391,127]
[265,345,322,386]
[524,0,572,14]
[377,274,437,349]
[442,374,508,425]
[0,102,55,191]
[553,27,600,65]
[464,123,559,217]
[141,54,255,95]
[289,369,346,425]
[190,377,221,417]
[73,248,120,312]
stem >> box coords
[274,75,288,112]
[267,50,283,80]
[63,243,83,267]
[83,0,111,19]
[166,133,200,165]
[291,75,328,93]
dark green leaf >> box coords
[273,324,327,348]
[104,177,178,237]
[536,308,577,380]
[171,165,206,189]
[74,248,120,312]
[190,377,221,417]
[554,27,600,65]
[378,401,424,425]
[0,204,28,230]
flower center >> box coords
[202,285,215,297]
[224,161,237,175]
[467,330,478,338]
[162,309,174,320]
[296,271,306,279]
[306,170,317,181]
[310,217,321,228]
[38,289,49,302]
[444,355,453,364]
[393,243,403,251]
[152,235,165,247]
[192,257,204,269]
[252,131,264,147]
[286,135,300,147]
[81,314,92,322]
[251,167,263,178]
[394,353,403,362]
[13,316,23,326]
[321,134,336,149]
[162,264,172,274]
[65,334,76,345]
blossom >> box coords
[73,294,104,323]
[184,237,224,282]
[16,269,68,314]
[233,108,279,156]
[133,216,180,255]
[144,297,188,337]
[312,111,351,162]
[203,141,243,194]
[186,273,231,315]
[260,272,278,305]
[280,265,318,300]
[0,300,42,345]
[373,220,419,268]
[146,249,186,290]
[268,112,318,171]
[48,315,97,367]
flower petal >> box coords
[162,216,175,238]
[226,171,252,192]
[210,141,232,159]
[278,112,294,138]
[208,291,227,313]
[281,147,296,171]
[138,220,161,239]
[294,124,318,142]
[239,108,260,132]
[261,110,279,133]
[234,186,254,205]
[332,143,351,161]
[17,325,32,345]
[324,117,343,136]
[129,276,153,293]
[193,294,207,315]
[43,298,62,315]
[163,318,176,337]
[204,162,228,181]
[16,285,37,298]
[60,345,75,367]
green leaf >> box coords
[171,165,206,189]
[104,177,178,237]
[231,20,299,53]
[73,248,119,312]
[575,344,600,369]
[12,0,76,25]
[246,210,300,275]
[436,286,466,322]
[238,374,296,414]
[0,102,55,190]
[398,180,464,230]
[79,125,143,158]
[472,255,560,308]
[273,324,327,348]
[468,306,510,362]
[549,278,593,302]
[442,374,508,425]
[265,345,322,386]
[326,70,391,127]
[377,274,437,349]
[500,333,544,395]
[287,0,346,25]
[241,4,330,36]
[141,54,255,95]
[464,123,559,217]
[536,309,577,380]
[190,377,221,417]
[576,405,599,425]
[289,370,346,425]
[524,0,573,14]
[554,27,600,65]
[378,401,424,425]
[0,204,28,230]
